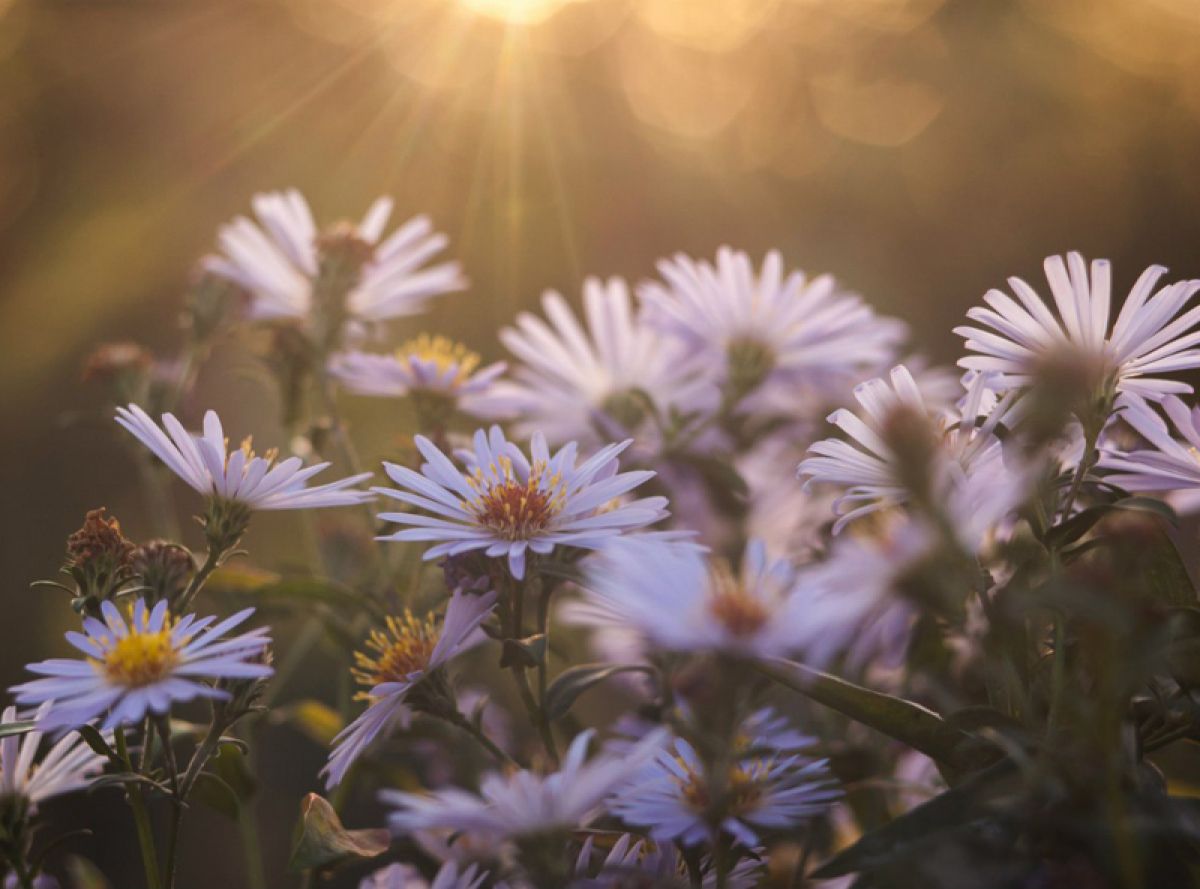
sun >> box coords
[457,0,576,25]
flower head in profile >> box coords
[12,599,272,731]
[204,189,466,333]
[610,716,839,848]
[329,336,505,417]
[116,405,373,511]
[376,426,667,579]
[798,366,1015,532]
[482,278,716,448]
[383,729,667,841]
[955,252,1200,403]
[323,589,498,788]
[0,703,106,811]
[358,861,487,889]
[1101,395,1200,513]
[576,537,806,660]
[639,247,905,402]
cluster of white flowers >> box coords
[16,185,1200,889]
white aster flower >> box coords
[482,278,716,448]
[610,720,839,848]
[323,589,498,788]
[577,537,807,660]
[329,336,505,416]
[798,366,1016,532]
[1100,394,1200,513]
[384,728,668,841]
[0,703,106,810]
[376,426,667,580]
[12,599,272,731]
[955,252,1200,401]
[116,405,373,511]
[638,247,905,402]
[205,189,466,328]
[358,861,487,889]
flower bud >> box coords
[131,540,195,606]
[64,508,135,608]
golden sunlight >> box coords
[457,0,577,25]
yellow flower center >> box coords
[352,612,440,698]
[707,563,769,637]
[228,436,278,468]
[678,761,763,816]
[401,334,480,386]
[467,457,566,540]
[102,625,180,687]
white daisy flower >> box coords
[383,728,667,841]
[610,721,839,848]
[576,537,807,660]
[638,247,905,402]
[12,599,272,731]
[0,703,106,810]
[798,366,1015,532]
[358,861,487,889]
[205,189,466,328]
[955,252,1200,402]
[481,278,716,448]
[329,336,505,416]
[375,426,667,580]
[1100,394,1200,513]
[116,405,373,511]
[322,589,498,788]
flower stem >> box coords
[177,544,223,613]
[116,727,161,889]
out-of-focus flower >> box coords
[329,336,505,417]
[955,252,1200,402]
[798,366,1015,532]
[383,729,667,840]
[0,703,106,810]
[13,599,272,731]
[482,279,716,448]
[639,248,905,404]
[358,861,487,889]
[376,426,667,579]
[323,589,498,788]
[576,537,807,660]
[1101,394,1200,513]
[204,189,466,332]
[116,405,373,511]
[81,341,153,385]
[610,718,839,847]
[572,833,761,888]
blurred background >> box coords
[2,0,1200,885]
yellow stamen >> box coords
[467,458,566,541]
[100,610,179,687]
[401,334,480,385]
[678,761,763,816]
[352,611,440,699]
[707,563,769,637]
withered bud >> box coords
[131,540,195,605]
[65,508,136,607]
[81,342,152,384]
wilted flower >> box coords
[64,508,136,606]
[639,247,905,403]
[482,278,715,448]
[358,861,487,889]
[323,589,498,788]
[204,189,465,336]
[1101,394,1200,513]
[955,253,1200,403]
[375,426,667,579]
[0,703,106,811]
[383,728,667,840]
[13,599,272,731]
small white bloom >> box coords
[358,861,487,889]
[205,189,466,327]
[639,247,905,402]
[0,703,106,810]
[577,537,808,661]
[116,405,373,510]
[955,252,1200,401]
[1101,394,1200,513]
[383,728,667,841]
[482,278,716,448]
[12,599,272,731]
[376,426,667,580]
[329,336,505,416]
[323,589,498,788]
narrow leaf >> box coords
[544,664,653,721]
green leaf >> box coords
[500,634,547,669]
[812,759,1019,878]
[1044,496,1178,550]
[207,567,381,616]
[544,664,653,721]
[66,856,112,889]
[191,772,242,820]
[755,658,999,773]
[0,720,36,739]
[76,725,118,763]
[289,793,390,872]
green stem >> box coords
[177,544,224,613]
[155,719,182,889]
[444,710,518,768]
[116,728,161,889]
[1046,612,1067,737]
[237,801,268,889]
